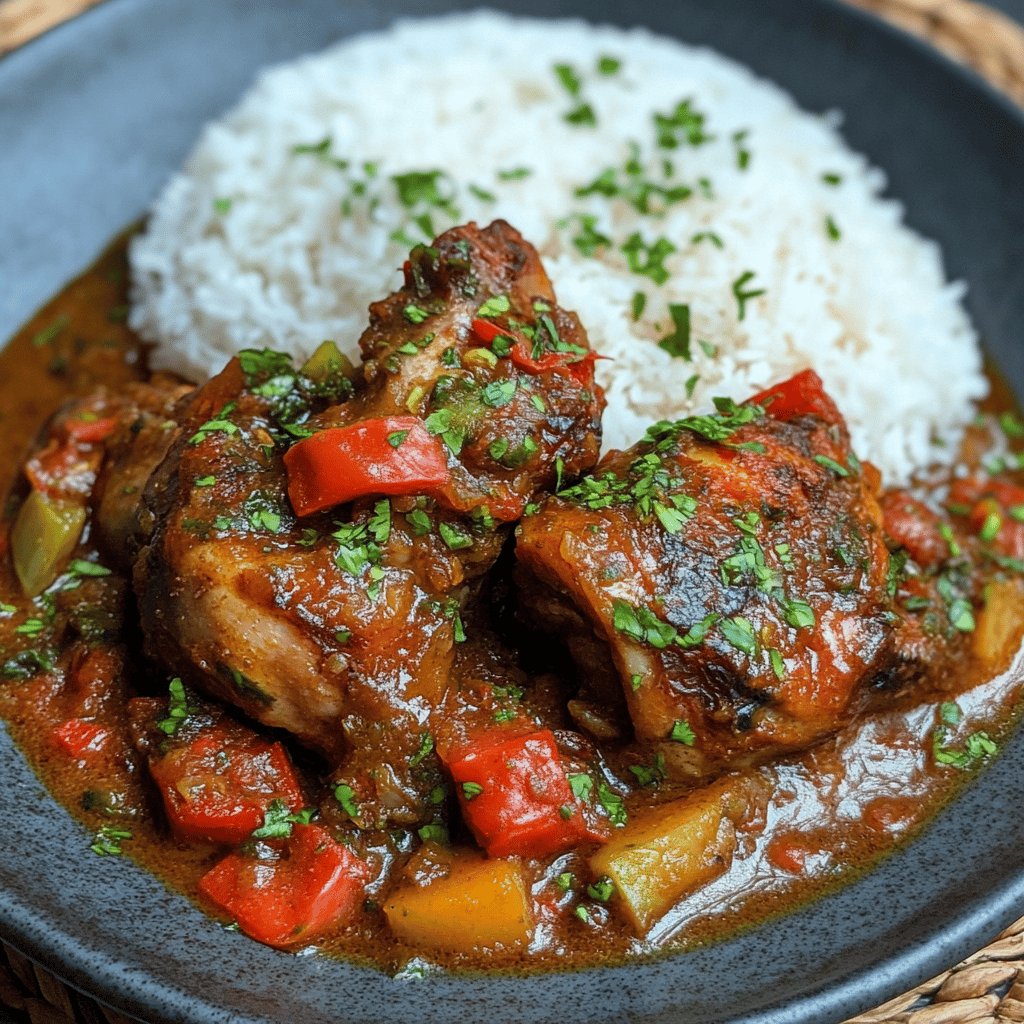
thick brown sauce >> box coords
[1,233,1022,974]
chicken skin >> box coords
[515,371,898,774]
[132,221,603,779]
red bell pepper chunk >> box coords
[747,369,842,427]
[879,491,949,569]
[64,416,119,444]
[149,722,304,845]
[53,718,109,758]
[284,416,451,517]
[470,317,509,344]
[446,729,608,859]
[471,318,600,384]
[199,823,369,948]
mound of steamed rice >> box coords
[129,11,986,484]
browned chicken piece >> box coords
[91,376,194,565]
[130,222,602,823]
[515,370,900,775]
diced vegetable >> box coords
[748,369,842,426]
[588,773,766,934]
[284,416,451,516]
[148,721,304,844]
[12,490,87,597]
[64,416,119,443]
[445,729,607,858]
[469,317,595,383]
[300,340,356,383]
[53,718,109,758]
[199,823,368,948]
[966,481,1024,561]
[973,577,1024,672]
[384,853,532,952]
[879,491,948,569]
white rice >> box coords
[129,11,986,484]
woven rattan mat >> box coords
[1,0,1023,1021]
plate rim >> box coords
[1,2,1023,1023]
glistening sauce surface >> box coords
[0,233,1022,974]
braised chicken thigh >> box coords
[132,223,601,778]
[516,370,898,773]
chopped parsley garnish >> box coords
[821,172,843,186]
[391,169,457,214]
[587,877,616,902]
[629,752,666,787]
[251,801,315,839]
[418,823,449,845]
[653,98,714,149]
[568,773,594,802]
[597,783,627,827]
[497,167,532,181]
[647,395,764,445]
[188,403,238,446]
[780,598,815,630]
[424,408,466,455]
[556,871,575,892]
[1,649,55,680]
[68,559,112,578]
[732,129,751,170]
[387,429,409,449]
[565,103,597,127]
[332,520,381,576]
[813,454,850,477]
[691,231,724,248]
[597,55,621,75]
[334,783,360,819]
[669,719,696,745]
[732,271,766,321]
[90,825,132,857]
[403,304,430,324]
[980,511,1003,542]
[32,316,69,348]
[613,601,678,649]
[409,732,434,768]
[568,214,612,258]
[476,294,511,318]
[621,232,676,285]
[825,215,842,241]
[481,379,517,408]
[553,63,582,96]
[631,291,647,321]
[438,521,473,551]
[720,615,757,656]
[245,494,282,534]
[936,570,975,632]
[157,678,189,736]
[657,303,692,360]
[931,702,997,770]
[461,782,484,801]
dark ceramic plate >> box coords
[1,1,1023,1022]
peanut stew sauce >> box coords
[1,233,1022,973]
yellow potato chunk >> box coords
[384,854,532,952]
[589,773,765,934]
[973,577,1024,674]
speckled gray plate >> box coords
[1,1,1023,1022]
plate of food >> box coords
[1,0,1023,1022]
